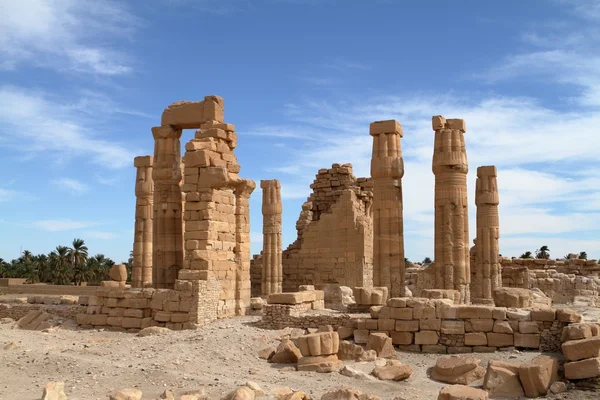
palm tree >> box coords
[520,251,533,259]
[579,252,588,260]
[87,254,114,284]
[422,257,433,264]
[535,246,550,260]
[68,238,89,285]
[122,250,134,282]
[50,246,72,285]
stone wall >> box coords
[76,278,221,331]
[0,303,86,321]
[281,164,373,292]
[250,254,262,298]
[0,284,98,296]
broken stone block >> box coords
[338,341,364,361]
[223,386,255,400]
[430,355,485,385]
[321,387,381,400]
[258,346,276,360]
[549,381,568,394]
[108,264,128,282]
[357,350,377,362]
[562,337,600,361]
[464,333,487,346]
[561,323,600,341]
[337,327,354,340]
[518,355,558,398]
[41,381,67,400]
[366,333,396,359]
[483,362,524,398]
[557,308,582,323]
[371,360,412,381]
[353,329,369,344]
[296,331,340,357]
[339,366,374,380]
[437,385,488,400]
[564,357,600,380]
[297,354,343,373]
[270,340,302,364]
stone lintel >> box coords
[151,125,182,140]
[161,95,224,128]
[370,120,403,137]
[432,116,466,133]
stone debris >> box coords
[109,388,143,400]
[41,381,67,400]
[518,355,558,398]
[270,340,302,364]
[549,381,568,394]
[437,385,488,400]
[371,360,412,381]
[222,386,255,400]
[320,387,380,400]
[366,333,396,359]
[258,346,276,360]
[339,366,374,380]
[430,355,485,385]
[297,354,343,373]
[482,360,524,398]
[138,327,171,337]
[16,310,56,331]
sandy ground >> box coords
[2,315,598,400]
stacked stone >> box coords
[562,322,600,380]
[472,166,501,305]
[151,125,184,289]
[432,116,470,304]
[132,156,154,288]
[281,164,373,292]
[370,120,406,298]
[250,253,263,297]
[75,282,199,331]
[177,97,255,317]
[296,331,343,372]
[348,297,578,354]
[261,179,283,296]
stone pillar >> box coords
[235,179,256,314]
[260,179,282,297]
[472,166,501,304]
[132,156,153,288]
[151,125,184,289]
[370,120,406,298]
[432,116,470,304]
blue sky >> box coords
[1,0,600,263]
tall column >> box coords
[235,179,256,314]
[370,120,406,298]
[260,179,282,296]
[151,125,184,289]
[432,116,470,304]
[473,166,501,304]
[132,156,153,288]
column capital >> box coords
[370,120,403,137]
[152,125,182,140]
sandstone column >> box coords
[432,116,470,304]
[370,120,406,298]
[260,179,283,296]
[235,179,256,314]
[472,166,501,304]
[152,126,184,289]
[132,156,153,288]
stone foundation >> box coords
[0,303,86,321]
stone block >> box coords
[415,331,439,345]
[370,120,403,136]
[519,355,558,398]
[390,331,413,345]
[519,321,540,334]
[492,321,513,334]
[353,329,369,344]
[422,345,447,354]
[296,332,339,357]
[122,317,142,329]
[387,297,407,308]
[441,320,465,335]
[561,337,600,361]
[431,355,486,385]
[514,333,540,349]
[564,357,600,380]
[395,320,419,332]
[483,363,524,398]
[561,323,600,341]
[506,309,531,321]
[366,333,396,359]
[420,319,442,331]
[464,333,487,346]
[457,306,493,319]
[437,385,488,400]
[468,319,494,333]
[391,307,413,320]
[378,318,395,331]
[531,308,556,322]
[297,355,342,373]
[557,308,582,323]
[123,309,144,319]
[487,333,514,347]
[372,359,413,381]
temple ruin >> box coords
[132,156,154,288]
[260,179,283,296]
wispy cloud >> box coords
[51,178,89,196]
[0,86,139,169]
[0,0,139,75]
[33,219,98,232]
[83,230,119,240]
[0,188,19,202]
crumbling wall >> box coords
[281,164,373,292]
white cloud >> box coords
[51,178,89,196]
[0,86,139,169]
[33,220,97,232]
[0,0,137,75]
[0,188,19,202]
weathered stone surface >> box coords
[258,346,276,360]
[321,387,381,400]
[261,179,283,297]
[337,327,354,340]
[519,355,558,398]
[564,357,600,380]
[493,288,532,308]
[483,363,524,398]
[339,366,374,380]
[296,331,340,357]
[437,385,488,400]
[487,333,513,348]
[353,329,369,344]
[41,381,67,400]
[366,333,396,359]
[464,333,487,346]
[223,386,255,400]
[431,355,485,385]
[371,360,412,381]
[297,355,343,373]
[138,327,170,337]
[557,308,582,323]
[562,337,600,361]
[514,333,540,349]
[549,381,568,394]
[338,341,364,361]
[561,323,600,341]
[271,340,302,364]
[415,331,439,345]
[109,388,143,400]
